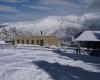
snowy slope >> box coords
[1,13,100,35]
[0,48,100,80]
[0,13,100,43]
[0,16,81,35]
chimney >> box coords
[41,31,43,35]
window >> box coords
[22,40,24,44]
[17,39,19,44]
[26,39,29,44]
[31,40,34,45]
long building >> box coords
[14,35,60,47]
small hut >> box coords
[75,31,100,49]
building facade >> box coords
[14,35,60,47]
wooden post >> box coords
[76,42,81,54]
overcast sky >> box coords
[0,0,99,23]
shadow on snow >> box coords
[53,50,100,65]
[32,61,100,80]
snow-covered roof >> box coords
[75,31,100,41]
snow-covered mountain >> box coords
[1,13,99,34]
[0,13,100,42]
[0,16,82,35]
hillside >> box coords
[0,13,100,43]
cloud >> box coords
[0,5,18,12]
[0,0,18,3]
[39,0,92,7]
[0,0,28,3]
[0,0,97,23]
[89,0,100,11]
[36,0,91,15]
[29,5,51,10]
[38,0,70,6]
[37,0,92,14]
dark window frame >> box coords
[40,40,44,46]
[31,40,34,45]
[17,39,19,44]
[37,40,39,45]
[22,40,24,44]
[26,39,29,44]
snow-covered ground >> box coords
[0,48,100,80]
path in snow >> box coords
[0,48,100,80]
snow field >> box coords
[0,48,100,80]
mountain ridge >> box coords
[0,13,100,43]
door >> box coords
[40,40,44,46]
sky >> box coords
[0,0,99,23]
